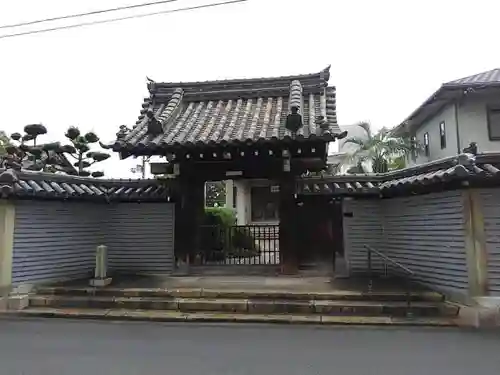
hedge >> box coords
[200,207,259,260]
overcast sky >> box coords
[1,0,499,178]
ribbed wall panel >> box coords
[382,191,468,292]
[11,201,175,285]
[105,203,175,274]
[12,201,102,285]
[342,199,384,274]
[343,191,469,295]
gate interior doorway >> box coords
[296,196,344,273]
[195,224,280,266]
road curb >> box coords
[1,309,458,327]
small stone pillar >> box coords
[90,245,112,287]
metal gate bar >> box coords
[195,224,279,266]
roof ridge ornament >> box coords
[320,65,331,84]
[116,125,131,140]
[0,169,17,197]
[147,88,184,136]
[146,109,162,135]
[146,76,156,93]
[285,80,304,134]
[158,88,184,132]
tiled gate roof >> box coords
[113,66,342,154]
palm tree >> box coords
[341,122,416,174]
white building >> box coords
[393,68,500,165]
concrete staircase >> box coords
[14,285,460,326]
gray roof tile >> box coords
[0,169,172,202]
[445,68,500,86]
[298,175,380,195]
[113,67,340,153]
[298,153,500,196]
[395,68,500,134]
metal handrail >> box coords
[364,244,415,317]
[364,245,415,276]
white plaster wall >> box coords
[458,96,500,153]
[232,179,280,225]
[410,94,500,166]
[412,103,458,166]
[234,180,249,225]
[224,180,234,208]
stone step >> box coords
[5,307,459,327]
[35,287,444,303]
[29,295,458,317]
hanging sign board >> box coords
[226,171,243,177]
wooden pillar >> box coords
[463,189,489,297]
[279,158,298,274]
[174,176,205,266]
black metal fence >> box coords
[194,224,280,266]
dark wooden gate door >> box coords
[296,197,344,272]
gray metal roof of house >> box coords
[113,66,341,154]
[444,68,500,86]
[298,152,500,196]
[0,169,172,202]
[394,67,500,136]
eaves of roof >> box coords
[298,152,500,197]
[113,66,343,155]
[0,169,172,202]
[393,69,500,137]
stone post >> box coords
[89,245,112,287]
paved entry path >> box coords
[53,275,427,294]
[0,318,499,375]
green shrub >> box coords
[203,206,236,227]
[200,207,259,259]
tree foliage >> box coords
[1,124,110,177]
[205,181,226,207]
[63,126,110,177]
[3,123,59,172]
[0,130,10,156]
[341,122,419,174]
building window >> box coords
[410,136,417,161]
[423,132,430,157]
[439,121,446,149]
[250,186,279,222]
[232,185,237,209]
[487,107,500,140]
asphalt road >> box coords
[1,318,499,375]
